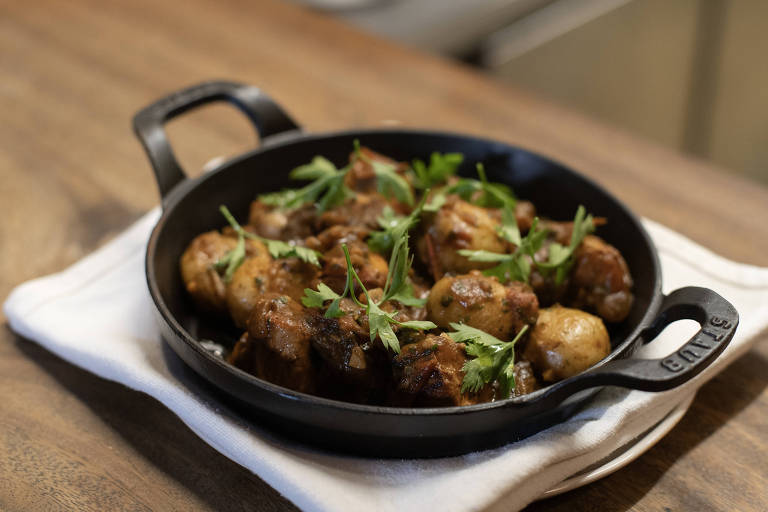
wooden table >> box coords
[1,0,766,510]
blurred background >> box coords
[294,0,767,185]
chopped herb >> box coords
[215,205,322,282]
[447,323,529,398]
[259,156,353,212]
[354,140,414,206]
[367,194,428,255]
[411,152,464,189]
[302,197,435,352]
[459,205,593,285]
[425,163,516,212]
[535,205,595,284]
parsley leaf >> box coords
[215,206,322,282]
[354,140,414,206]
[411,152,464,189]
[459,215,546,283]
[447,323,529,398]
[301,198,435,353]
[533,205,595,285]
[259,157,353,212]
[367,206,404,254]
[424,163,516,212]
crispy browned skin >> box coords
[311,226,389,295]
[391,334,492,407]
[417,196,507,276]
[568,235,633,323]
[318,194,396,231]
[227,294,317,394]
[427,271,539,340]
[345,147,410,194]
[248,201,316,241]
[225,242,273,328]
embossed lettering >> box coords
[661,358,684,372]
[691,339,712,349]
[710,316,732,329]
[679,348,701,363]
[702,330,724,342]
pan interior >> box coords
[149,130,660,399]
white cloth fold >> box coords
[5,209,768,512]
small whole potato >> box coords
[417,196,507,275]
[427,271,538,340]
[523,305,610,382]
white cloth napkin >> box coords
[5,209,768,512]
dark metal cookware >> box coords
[134,81,738,458]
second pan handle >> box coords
[133,80,300,201]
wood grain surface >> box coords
[1,0,766,510]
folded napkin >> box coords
[5,209,768,512]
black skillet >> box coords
[134,81,739,458]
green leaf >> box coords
[258,156,350,212]
[534,205,595,285]
[386,282,427,307]
[289,156,338,180]
[367,206,404,253]
[301,283,341,308]
[393,319,437,330]
[496,206,522,246]
[411,152,464,189]
[448,323,529,398]
[256,237,322,267]
[214,236,246,283]
[373,161,414,206]
[367,302,401,352]
[457,249,515,263]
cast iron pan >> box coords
[134,81,739,458]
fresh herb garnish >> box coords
[535,205,595,284]
[215,205,321,282]
[411,152,464,189]
[353,140,414,206]
[425,163,516,212]
[367,193,428,254]
[258,156,353,212]
[459,205,594,285]
[447,323,529,398]
[302,196,434,352]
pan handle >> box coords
[537,286,738,407]
[132,80,300,201]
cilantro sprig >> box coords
[214,206,321,282]
[447,323,529,398]
[302,197,434,352]
[258,156,353,212]
[458,205,595,285]
[411,152,464,189]
[535,206,595,284]
[353,140,414,206]
[425,163,516,212]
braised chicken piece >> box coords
[225,244,273,328]
[248,201,316,241]
[417,196,507,277]
[228,293,317,394]
[266,258,322,303]
[568,235,633,323]
[427,271,539,340]
[523,305,610,382]
[310,226,389,295]
[309,299,392,403]
[512,361,539,397]
[317,194,396,231]
[391,334,492,407]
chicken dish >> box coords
[179,143,634,407]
